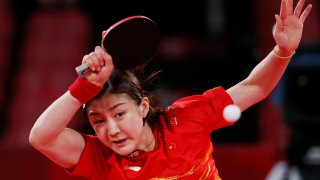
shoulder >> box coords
[162,87,234,132]
[171,86,232,111]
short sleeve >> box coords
[203,87,235,130]
[66,134,110,178]
[170,87,234,133]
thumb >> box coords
[273,14,283,36]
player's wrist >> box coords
[68,77,103,104]
[273,45,295,59]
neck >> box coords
[138,124,155,152]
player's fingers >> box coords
[293,0,305,17]
[274,15,283,34]
[287,0,293,16]
[99,47,113,67]
[94,46,106,67]
[82,54,95,71]
[280,0,288,19]
[299,4,312,23]
[88,52,101,71]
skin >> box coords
[86,93,154,156]
[29,0,312,170]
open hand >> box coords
[273,0,312,54]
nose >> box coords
[107,119,120,138]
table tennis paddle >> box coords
[75,15,160,77]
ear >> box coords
[140,97,150,118]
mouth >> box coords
[112,139,127,147]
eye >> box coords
[94,119,105,125]
[115,112,125,119]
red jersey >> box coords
[68,87,234,179]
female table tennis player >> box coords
[29,0,312,179]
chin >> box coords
[112,144,135,156]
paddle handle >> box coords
[75,63,90,77]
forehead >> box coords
[87,93,134,110]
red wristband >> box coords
[68,77,103,104]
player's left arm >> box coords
[227,0,312,111]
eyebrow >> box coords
[88,102,126,116]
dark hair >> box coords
[83,65,163,131]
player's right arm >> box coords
[29,46,113,169]
[29,92,85,169]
